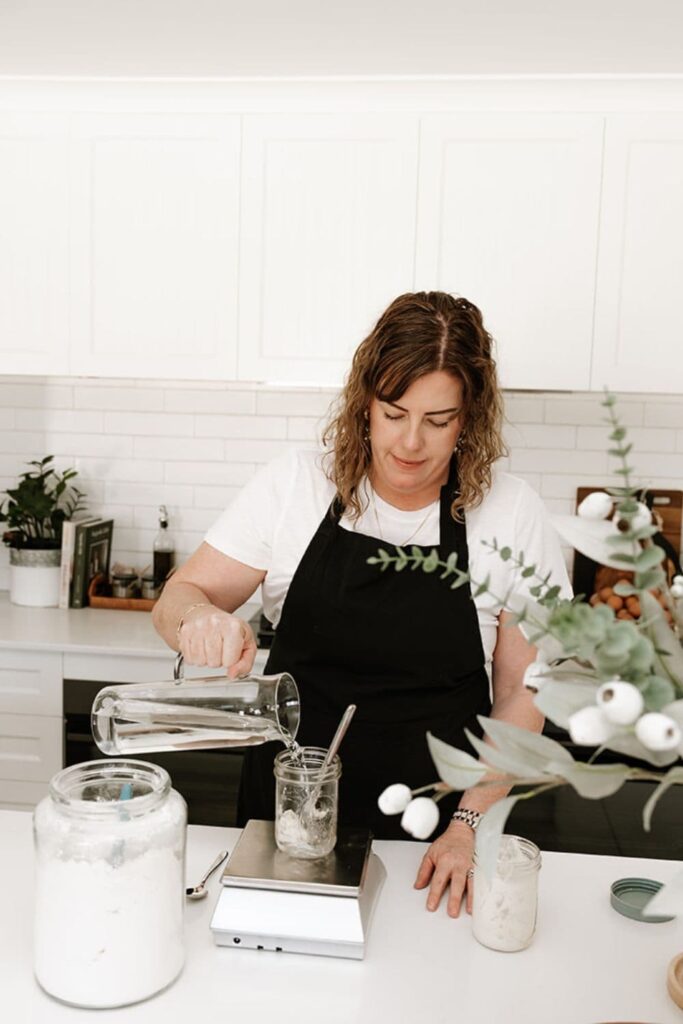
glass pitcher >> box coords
[92,653,300,756]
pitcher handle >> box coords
[174,651,184,682]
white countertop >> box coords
[2,810,682,1023]
[0,593,260,658]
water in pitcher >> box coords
[92,673,300,756]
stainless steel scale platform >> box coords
[210,819,386,960]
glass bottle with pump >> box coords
[153,505,175,587]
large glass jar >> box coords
[274,746,341,859]
[472,834,541,952]
[33,760,187,1008]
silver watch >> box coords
[451,808,482,832]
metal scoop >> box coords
[301,704,356,823]
[185,849,229,900]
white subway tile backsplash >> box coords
[164,389,256,414]
[256,390,336,418]
[164,461,256,486]
[195,415,287,440]
[0,375,681,577]
[192,485,241,509]
[104,412,194,436]
[644,401,683,428]
[74,386,165,412]
[0,383,73,409]
[14,409,104,433]
[223,439,295,463]
[511,449,608,475]
[576,425,676,453]
[544,397,644,426]
[133,436,224,461]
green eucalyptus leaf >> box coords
[474,795,519,882]
[478,716,574,769]
[533,678,599,729]
[464,729,544,779]
[547,761,632,799]
[603,732,679,768]
[634,546,667,571]
[421,549,440,573]
[642,766,683,832]
[640,675,677,711]
[613,580,639,597]
[426,732,488,790]
[640,591,683,688]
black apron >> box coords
[237,458,491,839]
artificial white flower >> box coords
[522,660,550,693]
[400,797,440,839]
[671,582,683,600]
[630,501,652,531]
[597,680,644,725]
[577,491,614,520]
[568,706,616,746]
[635,712,682,752]
[377,783,413,815]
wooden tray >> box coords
[87,574,156,612]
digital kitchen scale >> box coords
[210,819,385,960]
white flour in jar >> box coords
[472,836,540,952]
[34,845,184,1007]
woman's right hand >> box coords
[178,604,257,678]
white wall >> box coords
[0,376,682,591]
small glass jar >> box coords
[274,746,340,859]
[141,573,159,600]
[33,760,187,1008]
[472,834,541,952]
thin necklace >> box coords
[369,486,436,547]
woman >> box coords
[152,291,570,918]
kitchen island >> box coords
[2,810,682,1023]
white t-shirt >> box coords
[205,449,571,677]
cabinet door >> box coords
[0,649,62,716]
[416,114,604,391]
[592,114,683,393]
[69,113,241,379]
[0,112,70,374]
[0,714,62,783]
[238,114,419,385]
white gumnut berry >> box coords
[400,797,440,840]
[522,660,550,693]
[671,583,683,599]
[377,783,413,815]
[635,712,682,752]
[577,491,614,519]
[568,706,616,746]
[631,501,652,531]
[597,680,644,725]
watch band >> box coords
[451,808,483,832]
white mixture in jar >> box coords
[34,845,184,1007]
[472,836,540,952]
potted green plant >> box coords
[1,456,86,607]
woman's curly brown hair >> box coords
[322,291,507,521]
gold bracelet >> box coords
[176,602,210,640]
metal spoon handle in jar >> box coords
[321,703,356,774]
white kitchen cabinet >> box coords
[0,714,62,784]
[0,649,63,810]
[415,113,604,391]
[591,113,683,393]
[238,114,419,385]
[0,649,62,716]
[0,112,70,375]
[68,112,241,380]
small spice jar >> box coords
[33,760,187,1008]
[273,746,340,859]
[472,834,541,952]
[111,570,140,599]
[141,573,159,600]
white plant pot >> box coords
[9,548,61,608]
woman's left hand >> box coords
[413,821,475,917]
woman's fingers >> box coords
[178,607,255,676]
[413,850,436,890]
[466,873,474,915]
